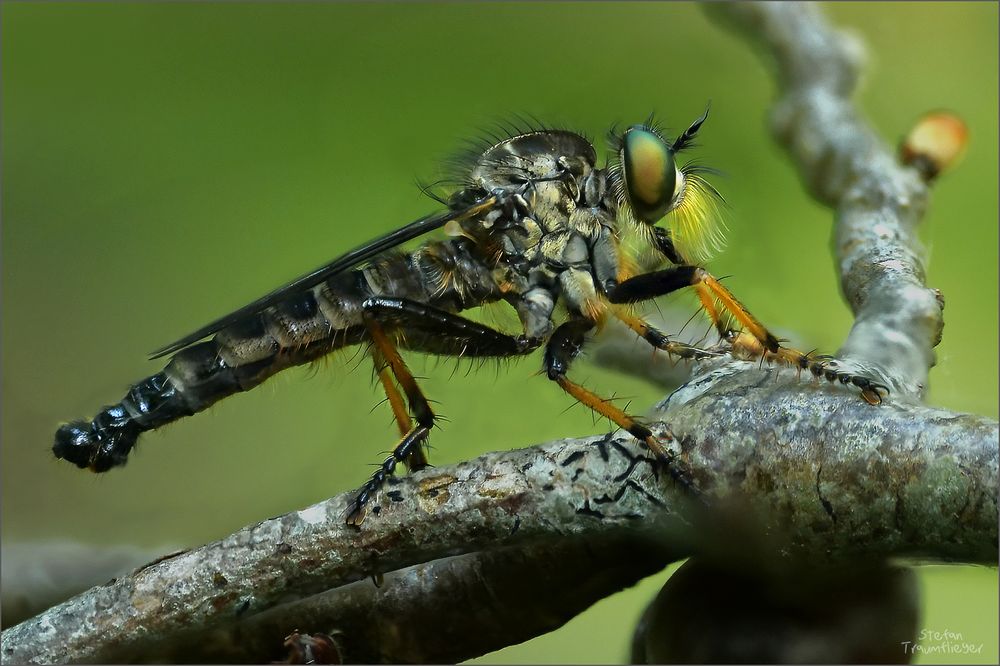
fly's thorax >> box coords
[499,216,543,258]
[468,177,616,268]
[527,180,577,235]
[471,130,597,190]
[538,230,589,270]
[470,129,600,238]
[472,191,621,312]
[457,128,626,316]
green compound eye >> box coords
[622,127,676,224]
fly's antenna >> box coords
[672,102,711,152]
[666,98,727,263]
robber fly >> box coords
[53,108,888,524]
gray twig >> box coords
[704,2,944,399]
[110,538,672,664]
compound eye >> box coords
[622,127,676,224]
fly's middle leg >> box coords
[543,318,695,492]
[346,297,542,526]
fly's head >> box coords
[608,106,727,263]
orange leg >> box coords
[609,265,777,351]
[544,319,679,463]
[554,374,676,461]
[348,298,542,525]
[346,318,436,526]
[609,266,888,404]
[611,305,722,363]
[690,269,779,352]
[728,331,888,405]
[372,348,429,469]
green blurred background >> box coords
[3,2,996,662]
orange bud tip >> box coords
[900,111,969,181]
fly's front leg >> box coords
[726,331,889,406]
[347,297,543,525]
[608,265,780,352]
[608,265,889,404]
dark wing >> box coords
[149,196,497,359]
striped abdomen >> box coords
[53,238,503,472]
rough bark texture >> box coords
[2,400,995,663]
[113,538,672,664]
[3,3,996,664]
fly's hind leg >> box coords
[608,265,889,404]
[345,424,430,526]
[543,318,695,492]
[347,297,541,526]
[347,315,434,525]
[372,347,427,470]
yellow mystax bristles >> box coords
[670,171,727,264]
[900,111,969,181]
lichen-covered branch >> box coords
[655,361,997,567]
[3,394,996,663]
[0,432,690,664]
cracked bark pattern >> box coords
[654,362,997,568]
[0,433,691,664]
